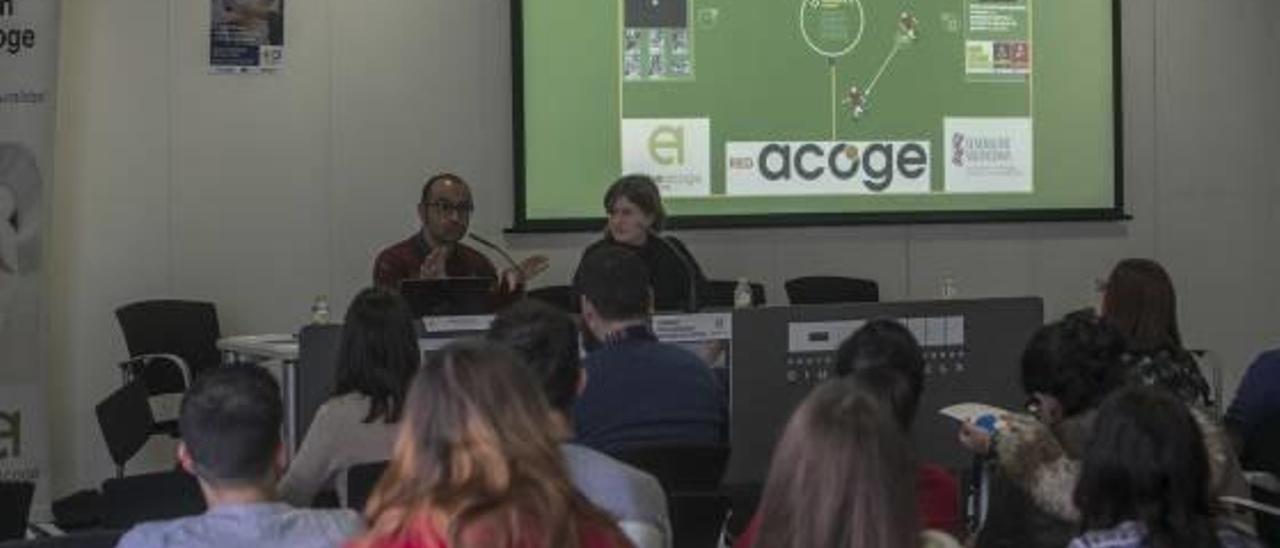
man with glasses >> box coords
[373,173,546,292]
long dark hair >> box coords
[332,287,419,424]
[1102,258,1183,353]
[834,319,926,430]
[1074,387,1222,548]
[753,378,918,548]
[356,340,626,548]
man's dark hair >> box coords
[179,365,283,486]
[419,172,467,205]
[333,287,420,424]
[487,300,581,413]
[833,319,926,430]
[574,244,651,321]
[1021,309,1129,417]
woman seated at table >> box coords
[573,174,707,311]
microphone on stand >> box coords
[646,227,699,313]
[467,232,523,293]
[467,232,519,273]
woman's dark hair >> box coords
[1074,386,1222,548]
[1020,309,1129,417]
[332,287,419,424]
[752,378,918,548]
[1102,258,1183,354]
[603,174,666,231]
[834,319,925,430]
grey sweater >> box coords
[278,393,399,507]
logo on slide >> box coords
[622,119,711,197]
[944,118,1033,193]
[725,140,930,196]
[648,125,686,166]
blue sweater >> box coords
[1225,348,1280,445]
[573,326,727,453]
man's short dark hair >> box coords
[420,172,467,204]
[487,300,581,413]
[574,244,651,321]
[179,365,283,486]
[834,319,926,430]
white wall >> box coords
[47,0,1280,496]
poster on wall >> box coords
[210,0,284,74]
[0,0,59,520]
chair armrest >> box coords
[119,353,192,387]
[1219,495,1280,517]
[1244,471,1280,494]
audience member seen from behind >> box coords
[1099,258,1210,406]
[118,365,362,548]
[349,341,632,548]
[747,377,960,548]
[959,311,1247,548]
[1069,387,1261,548]
[488,300,671,548]
[960,311,1129,548]
[279,287,418,507]
[571,244,726,453]
[1224,346,1280,458]
[734,319,961,548]
[573,175,706,311]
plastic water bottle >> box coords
[941,273,958,300]
[733,278,754,309]
[310,294,330,324]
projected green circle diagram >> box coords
[799,0,865,59]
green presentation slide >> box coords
[516,0,1121,228]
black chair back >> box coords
[0,481,34,541]
[100,471,205,529]
[1242,412,1280,547]
[115,300,222,378]
[609,444,729,492]
[94,380,154,474]
[296,324,345,446]
[346,461,389,511]
[526,285,577,313]
[609,444,731,548]
[784,276,879,305]
[0,529,123,548]
[702,280,766,308]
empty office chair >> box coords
[345,461,389,511]
[0,481,35,541]
[525,285,576,313]
[702,280,766,308]
[94,380,155,478]
[100,471,204,530]
[610,444,731,548]
[784,275,879,305]
[115,300,222,435]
